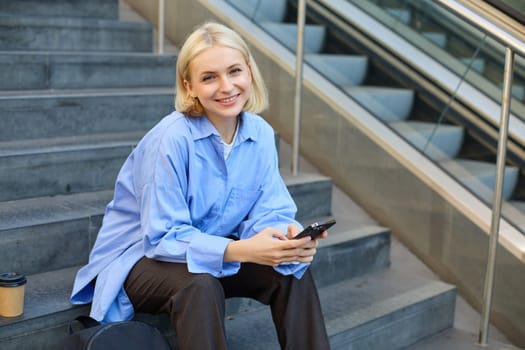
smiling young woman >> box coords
[183,45,252,143]
[70,22,330,350]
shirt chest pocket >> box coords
[221,187,262,227]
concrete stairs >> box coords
[0,52,176,90]
[0,0,457,349]
[0,0,175,348]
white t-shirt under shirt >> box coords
[222,122,239,159]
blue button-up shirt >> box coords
[70,111,307,322]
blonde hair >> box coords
[175,22,268,116]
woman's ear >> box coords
[183,79,194,97]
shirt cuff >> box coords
[186,235,240,277]
[274,262,309,279]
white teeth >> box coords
[219,96,236,103]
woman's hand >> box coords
[224,224,327,266]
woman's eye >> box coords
[201,75,214,82]
[230,68,242,75]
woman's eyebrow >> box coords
[197,63,243,75]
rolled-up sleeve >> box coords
[187,234,240,276]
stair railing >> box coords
[434,0,524,346]
[157,0,165,54]
[292,0,307,175]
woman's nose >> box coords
[219,76,234,91]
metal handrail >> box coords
[430,0,522,346]
[292,0,306,175]
[479,46,514,346]
[157,0,165,54]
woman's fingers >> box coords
[247,227,324,266]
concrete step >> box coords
[227,0,287,22]
[0,225,392,349]
[385,7,411,25]
[460,57,486,74]
[0,172,335,275]
[0,0,119,19]
[511,84,525,101]
[0,191,111,276]
[422,32,448,49]
[343,86,415,122]
[0,131,333,203]
[0,88,174,141]
[225,270,456,349]
[0,135,139,201]
[439,159,519,202]
[0,15,152,52]
[390,121,464,161]
[0,266,90,350]
[310,225,391,288]
[262,22,326,54]
[305,53,369,86]
[406,328,523,350]
[281,172,333,220]
[0,52,176,90]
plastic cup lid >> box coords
[0,272,27,287]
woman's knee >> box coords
[191,274,223,294]
[174,273,224,305]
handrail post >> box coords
[157,0,165,54]
[291,0,306,176]
[478,46,515,346]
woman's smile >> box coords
[216,94,240,105]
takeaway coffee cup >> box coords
[0,272,27,317]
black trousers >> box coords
[124,257,330,350]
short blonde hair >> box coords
[175,22,268,116]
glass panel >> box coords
[359,0,525,117]
[345,0,525,233]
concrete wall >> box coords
[124,0,525,346]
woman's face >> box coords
[185,45,252,124]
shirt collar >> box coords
[188,112,258,144]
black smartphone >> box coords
[294,219,336,240]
